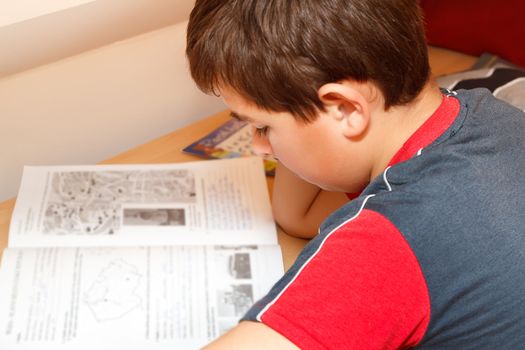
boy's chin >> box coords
[294,172,351,193]
[316,181,362,194]
[314,182,346,193]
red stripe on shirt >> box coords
[261,209,431,349]
[389,94,460,166]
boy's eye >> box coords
[253,126,269,136]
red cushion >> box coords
[421,0,525,67]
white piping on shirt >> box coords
[383,166,393,192]
[256,193,376,322]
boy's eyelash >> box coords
[254,126,269,136]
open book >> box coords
[0,157,283,349]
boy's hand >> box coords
[272,163,349,239]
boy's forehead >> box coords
[220,86,249,105]
[220,87,262,121]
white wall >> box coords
[0,0,197,77]
[0,20,226,201]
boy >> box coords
[186,0,525,349]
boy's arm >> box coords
[272,162,349,239]
[203,321,299,349]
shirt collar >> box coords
[388,94,460,166]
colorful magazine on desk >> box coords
[183,118,278,176]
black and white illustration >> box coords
[216,284,254,317]
[227,253,252,279]
[213,246,255,280]
[42,170,196,235]
[84,259,143,322]
[123,208,186,227]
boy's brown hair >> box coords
[186,0,430,121]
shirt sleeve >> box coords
[243,209,431,350]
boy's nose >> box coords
[251,131,273,157]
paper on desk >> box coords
[8,157,277,248]
[0,245,283,349]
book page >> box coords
[8,158,277,248]
[0,245,283,349]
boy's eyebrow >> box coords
[230,111,254,123]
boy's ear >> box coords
[318,82,371,138]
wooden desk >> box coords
[0,110,309,270]
[428,46,477,77]
[0,46,476,269]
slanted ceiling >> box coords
[0,0,194,78]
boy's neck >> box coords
[370,81,444,179]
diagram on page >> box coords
[42,170,196,236]
[83,258,143,322]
